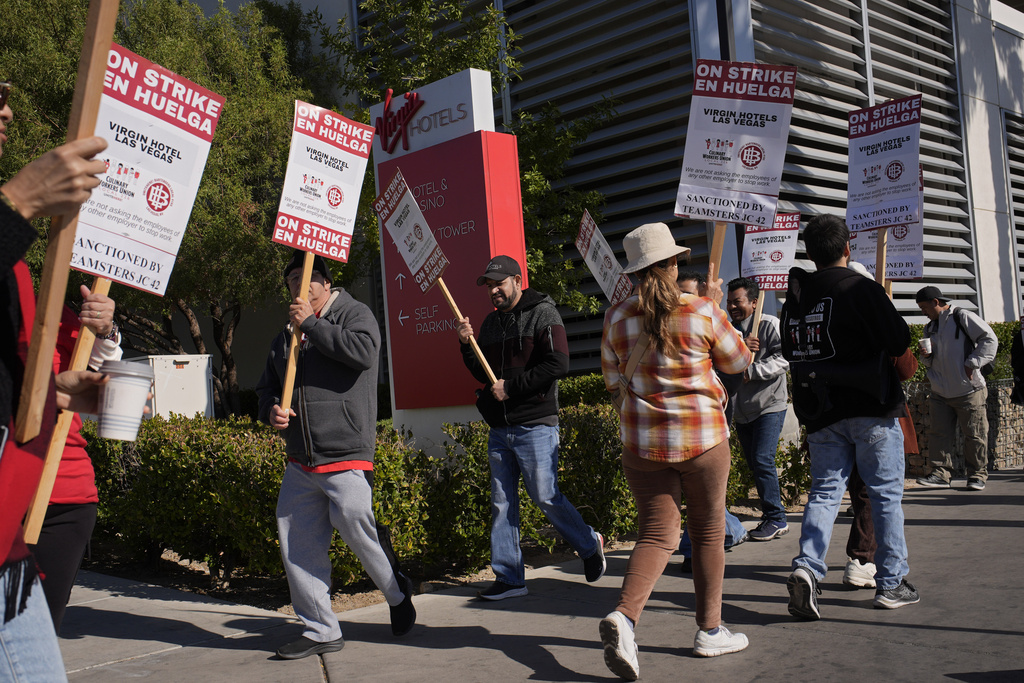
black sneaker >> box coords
[873,579,920,609]
[390,573,416,636]
[749,519,789,541]
[966,477,986,491]
[584,533,607,582]
[275,635,345,660]
[477,580,528,601]
[915,472,950,488]
[787,567,821,620]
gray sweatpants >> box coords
[277,463,403,642]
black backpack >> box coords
[950,307,996,377]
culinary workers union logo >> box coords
[144,180,173,214]
[770,250,784,262]
[413,223,423,240]
[892,225,909,240]
[886,160,904,181]
[327,185,344,208]
[738,143,765,169]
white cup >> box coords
[97,360,155,441]
[919,337,932,355]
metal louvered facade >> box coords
[1006,112,1024,315]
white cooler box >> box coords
[130,354,215,419]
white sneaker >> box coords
[843,558,877,588]
[693,625,749,657]
[600,611,639,681]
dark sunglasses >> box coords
[0,81,11,110]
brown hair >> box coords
[635,259,681,356]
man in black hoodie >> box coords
[457,255,605,600]
[779,215,918,620]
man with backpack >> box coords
[914,286,998,491]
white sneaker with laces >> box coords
[693,625,749,657]
[600,611,639,681]
[843,558,877,588]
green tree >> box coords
[0,0,319,413]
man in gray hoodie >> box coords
[914,286,998,491]
[257,250,414,660]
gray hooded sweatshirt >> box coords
[921,305,997,399]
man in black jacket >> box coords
[456,255,605,600]
[780,215,918,620]
[257,250,414,659]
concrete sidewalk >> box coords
[62,471,1024,682]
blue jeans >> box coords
[678,508,747,558]
[489,423,599,586]
[735,409,788,524]
[0,573,68,681]
[795,417,909,590]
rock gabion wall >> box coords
[905,380,1024,475]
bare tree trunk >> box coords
[209,301,243,416]
[116,309,186,355]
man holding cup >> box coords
[914,286,997,491]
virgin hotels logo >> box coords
[375,89,426,154]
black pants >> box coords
[845,466,876,564]
[28,502,97,634]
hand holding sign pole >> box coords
[15,0,118,442]
[375,169,497,385]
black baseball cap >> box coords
[283,249,331,283]
[915,285,950,303]
[476,255,522,286]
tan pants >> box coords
[928,387,989,482]
[615,441,730,630]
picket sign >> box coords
[278,252,315,413]
[15,0,119,443]
[23,276,112,543]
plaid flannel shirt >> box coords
[601,294,752,462]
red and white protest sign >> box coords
[850,166,924,279]
[374,169,450,293]
[675,60,797,228]
[272,101,373,261]
[576,210,631,305]
[740,211,800,291]
[846,94,922,233]
[71,43,224,295]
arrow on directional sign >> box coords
[395,273,405,290]
[398,310,409,326]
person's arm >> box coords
[1,136,107,221]
[601,309,623,393]
[709,304,753,375]
[746,317,788,381]
[301,301,380,372]
[256,333,286,427]
[961,310,998,369]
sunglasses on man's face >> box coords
[0,82,11,110]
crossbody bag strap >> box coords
[622,330,652,385]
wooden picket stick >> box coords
[874,228,893,297]
[750,295,766,335]
[15,0,119,443]
[436,276,498,385]
[23,277,111,543]
[278,252,315,413]
[710,221,728,283]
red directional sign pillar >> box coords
[379,131,526,410]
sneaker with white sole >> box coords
[693,625,749,657]
[966,477,986,491]
[583,533,607,582]
[873,579,920,609]
[787,566,821,620]
[749,519,789,541]
[477,580,528,601]
[600,611,639,681]
[842,558,876,589]
[915,472,950,489]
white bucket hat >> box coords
[621,222,690,273]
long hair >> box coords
[635,260,681,356]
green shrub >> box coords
[560,373,612,406]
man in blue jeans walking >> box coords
[726,277,790,541]
[780,215,918,619]
[457,255,605,600]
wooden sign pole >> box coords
[436,276,498,385]
[709,221,728,308]
[22,279,111,543]
[279,252,315,412]
[874,228,893,297]
[15,0,119,442]
[750,295,766,336]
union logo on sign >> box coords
[892,225,909,240]
[144,180,173,214]
[770,250,784,262]
[327,185,344,208]
[738,143,764,169]
[886,160,904,181]
[413,223,423,240]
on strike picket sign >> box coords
[675,60,797,228]
[850,165,924,279]
[576,210,631,305]
[740,211,800,291]
[846,94,922,233]
[71,43,224,295]
[272,101,374,261]
[374,169,449,293]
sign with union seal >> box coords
[674,60,797,228]
[271,101,374,262]
[850,165,924,279]
[576,209,631,304]
[70,42,224,295]
[740,212,800,291]
[846,94,922,233]
[374,169,449,293]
